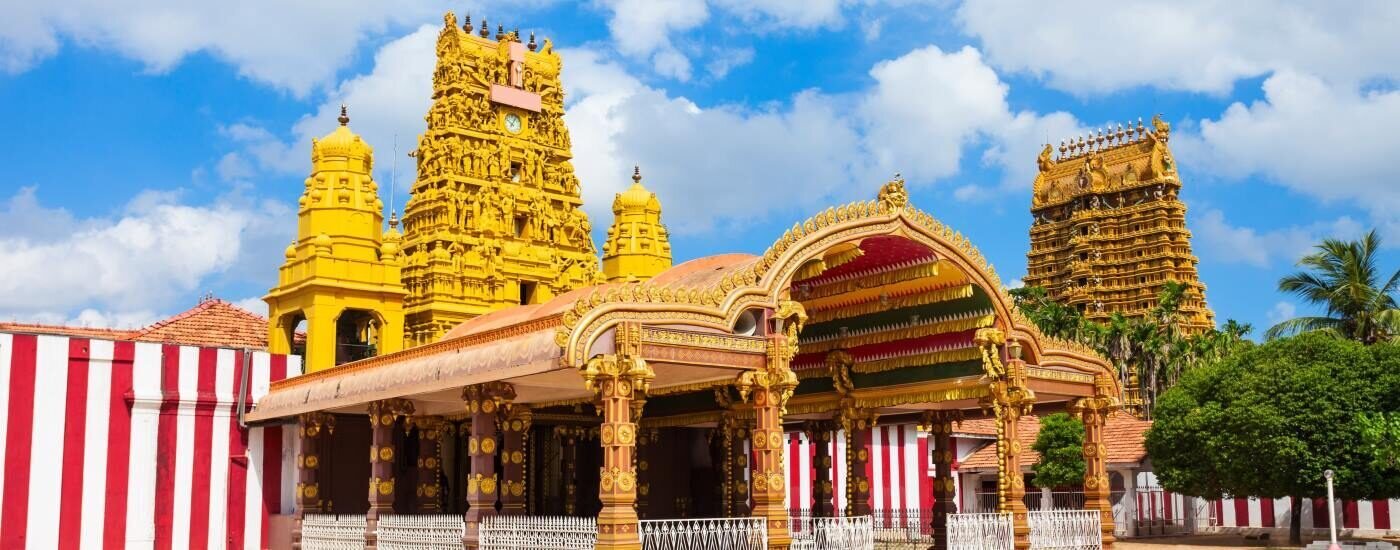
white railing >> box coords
[811,516,874,549]
[639,517,767,550]
[302,513,367,550]
[948,513,1013,550]
[377,514,465,550]
[480,515,597,550]
[1028,510,1102,550]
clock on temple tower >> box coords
[400,12,602,346]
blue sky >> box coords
[2,0,1398,336]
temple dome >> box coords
[311,105,373,169]
[613,166,660,212]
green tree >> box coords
[1267,229,1400,343]
[1146,333,1395,544]
[1008,286,1088,341]
[1031,413,1085,488]
[1010,285,1254,417]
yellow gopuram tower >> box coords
[602,166,672,282]
[401,13,601,345]
[265,106,407,372]
[1025,116,1214,333]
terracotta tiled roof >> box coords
[0,322,136,340]
[132,299,272,349]
[2,298,284,350]
[953,418,999,437]
[958,412,1151,470]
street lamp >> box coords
[1324,469,1339,550]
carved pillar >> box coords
[462,382,513,549]
[839,408,876,516]
[366,399,414,549]
[414,416,446,513]
[555,426,584,516]
[923,411,961,550]
[721,412,751,517]
[293,412,334,550]
[802,421,835,517]
[737,333,799,549]
[500,406,532,515]
[978,332,1035,550]
[636,427,659,518]
[1071,374,1120,549]
[582,322,654,550]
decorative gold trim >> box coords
[640,327,766,353]
[853,385,990,408]
[805,284,975,324]
[799,259,945,300]
[798,312,994,354]
[648,378,735,397]
[1027,367,1096,384]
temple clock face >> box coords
[504,113,522,134]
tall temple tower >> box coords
[601,166,672,282]
[401,13,601,345]
[1024,116,1214,333]
[265,106,407,372]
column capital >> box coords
[367,398,415,427]
[581,353,654,398]
[298,411,336,436]
[462,381,516,410]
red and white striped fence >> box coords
[1209,496,1400,533]
[0,332,301,550]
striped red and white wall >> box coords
[0,331,301,550]
[783,424,949,512]
[1210,496,1400,533]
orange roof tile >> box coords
[959,412,1150,470]
[132,298,272,349]
[0,322,136,340]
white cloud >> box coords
[232,296,269,318]
[0,187,289,324]
[0,2,567,96]
[599,0,708,80]
[0,1,469,97]
[1178,72,1400,236]
[957,0,1400,95]
[219,25,440,212]
[1267,301,1297,325]
[705,47,755,79]
[710,0,846,29]
[562,43,1078,233]
[1193,208,1365,268]
[562,48,863,233]
[860,46,1010,182]
[289,24,440,206]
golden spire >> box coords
[266,108,407,372]
[603,166,672,283]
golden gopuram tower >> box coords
[1025,115,1214,334]
[401,13,602,345]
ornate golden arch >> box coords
[556,179,1116,390]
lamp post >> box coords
[1324,469,1339,550]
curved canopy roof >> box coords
[248,182,1115,422]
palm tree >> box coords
[1266,229,1400,344]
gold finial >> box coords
[632,165,642,183]
[480,19,489,38]
[338,104,349,126]
[528,31,537,51]
[496,24,504,40]
[389,210,399,229]
[463,13,471,30]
